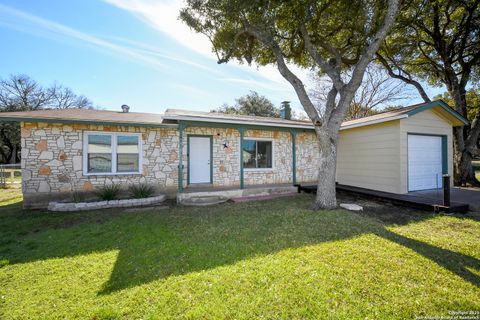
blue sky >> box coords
[0,0,443,115]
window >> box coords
[243,140,272,169]
[84,132,141,175]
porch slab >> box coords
[177,184,297,205]
[296,184,470,213]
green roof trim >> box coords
[406,100,469,125]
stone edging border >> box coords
[48,194,167,212]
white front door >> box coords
[408,135,443,191]
[189,136,211,184]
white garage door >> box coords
[408,135,443,191]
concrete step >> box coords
[179,195,229,206]
[231,192,298,203]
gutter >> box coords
[162,114,315,130]
[164,114,409,131]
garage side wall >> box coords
[399,109,454,193]
[337,121,402,193]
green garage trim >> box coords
[442,135,448,174]
[407,100,468,125]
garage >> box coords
[407,134,445,191]
[336,100,468,194]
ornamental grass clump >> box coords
[128,183,155,199]
[97,184,121,201]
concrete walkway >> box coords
[410,187,480,211]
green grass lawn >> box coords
[0,190,479,319]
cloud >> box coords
[102,0,215,58]
[101,0,310,91]
[0,2,224,74]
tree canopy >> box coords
[0,74,93,163]
[181,0,399,209]
[213,91,280,117]
[377,0,480,185]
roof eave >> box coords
[0,115,178,129]
[339,114,408,130]
[163,115,315,130]
[406,100,469,126]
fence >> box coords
[0,164,21,188]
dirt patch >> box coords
[336,191,436,225]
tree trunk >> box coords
[312,128,339,210]
[9,144,17,164]
[448,84,479,186]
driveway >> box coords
[410,187,480,212]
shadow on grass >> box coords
[0,195,478,295]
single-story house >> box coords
[0,100,468,208]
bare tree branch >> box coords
[376,53,432,102]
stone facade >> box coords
[20,122,320,208]
[296,131,320,183]
[21,122,179,208]
[183,126,317,186]
[183,127,241,187]
[243,129,293,185]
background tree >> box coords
[435,87,480,157]
[310,65,410,120]
[181,0,399,209]
[213,91,280,117]
[0,74,93,164]
[377,0,480,186]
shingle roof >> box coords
[340,100,468,128]
[0,100,468,129]
[163,108,313,129]
[0,108,177,128]
[163,100,467,129]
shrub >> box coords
[97,184,121,201]
[71,191,86,203]
[128,183,155,199]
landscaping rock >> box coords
[47,194,167,212]
[340,203,363,211]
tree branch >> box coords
[242,26,322,126]
[334,0,400,121]
[376,53,431,102]
[298,25,344,90]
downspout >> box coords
[291,129,297,185]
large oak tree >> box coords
[377,0,480,186]
[181,0,399,209]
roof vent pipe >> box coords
[121,104,130,113]
[280,101,291,120]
